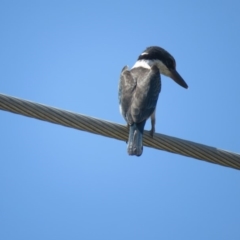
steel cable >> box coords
[0,93,239,170]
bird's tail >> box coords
[127,121,146,156]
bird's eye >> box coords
[166,59,176,69]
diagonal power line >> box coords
[0,93,239,170]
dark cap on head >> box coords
[138,46,188,89]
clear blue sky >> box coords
[1,1,240,239]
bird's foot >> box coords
[149,127,155,138]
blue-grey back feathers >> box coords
[119,65,161,156]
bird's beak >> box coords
[170,69,188,89]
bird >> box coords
[118,46,188,156]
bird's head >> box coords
[137,46,188,89]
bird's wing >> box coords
[118,66,137,124]
[130,66,161,123]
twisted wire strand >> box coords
[0,93,239,170]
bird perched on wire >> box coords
[118,46,188,156]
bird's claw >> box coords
[149,127,155,138]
